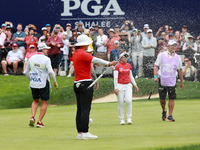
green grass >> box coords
[0,99,200,150]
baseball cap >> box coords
[168,26,173,30]
[77,32,81,35]
[114,40,119,44]
[38,43,50,50]
[12,43,18,47]
[143,24,149,29]
[188,35,194,39]
[89,27,94,30]
[29,45,35,49]
[184,58,189,61]
[6,24,12,28]
[45,24,51,27]
[72,28,76,32]
[114,25,120,28]
[62,32,68,36]
[182,25,187,28]
[147,29,153,33]
[169,33,174,36]
[1,24,6,27]
[168,39,177,46]
[42,27,47,31]
[66,23,71,26]
[119,52,130,59]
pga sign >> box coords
[61,0,125,16]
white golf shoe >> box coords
[127,118,132,124]
[120,120,125,125]
[81,132,98,140]
[77,133,82,140]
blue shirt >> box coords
[13,31,26,47]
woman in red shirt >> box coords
[114,52,139,125]
[73,35,117,140]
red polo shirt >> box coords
[115,62,132,84]
[73,49,93,82]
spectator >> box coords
[25,27,38,54]
[60,32,69,72]
[174,31,181,52]
[46,30,64,76]
[155,27,164,38]
[93,24,99,36]
[32,25,41,39]
[182,35,197,64]
[1,43,23,76]
[119,31,129,52]
[165,26,173,41]
[110,40,122,61]
[114,25,121,40]
[3,31,15,52]
[180,25,190,44]
[84,29,94,51]
[39,27,48,44]
[120,20,135,31]
[142,29,157,78]
[23,45,37,73]
[155,37,167,57]
[53,24,64,39]
[67,47,75,78]
[104,28,118,60]
[65,23,72,40]
[196,37,200,53]
[96,27,108,60]
[89,27,97,53]
[131,29,143,77]
[182,58,196,81]
[13,23,26,57]
[0,24,7,43]
[141,24,149,38]
[76,22,84,34]
[69,29,77,48]
[45,24,51,34]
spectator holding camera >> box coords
[131,29,143,77]
[25,27,38,55]
[119,31,129,52]
[182,35,197,64]
[183,58,196,81]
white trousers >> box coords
[116,83,133,121]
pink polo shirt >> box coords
[25,51,38,61]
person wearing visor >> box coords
[73,35,117,140]
[114,51,139,125]
[154,39,184,122]
[25,43,58,128]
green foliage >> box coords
[0,75,200,109]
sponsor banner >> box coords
[0,0,199,35]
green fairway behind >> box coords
[0,99,200,150]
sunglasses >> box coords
[184,60,189,62]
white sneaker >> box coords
[67,74,71,78]
[120,120,125,125]
[77,133,82,140]
[127,118,132,124]
[82,132,98,140]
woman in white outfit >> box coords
[114,52,139,125]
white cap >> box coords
[147,29,153,33]
[114,40,119,44]
[42,27,47,31]
[168,39,177,46]
[119,52,130,59]
[29,45,35,48]
[144,24,149,29]
[38,43,51,50]
[75,35,93,46]
[86,47,93,52]
[77,32,81,35]
[62,32,68,36]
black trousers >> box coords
[143,56,156,78]
[74,81,94,132]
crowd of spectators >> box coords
[0,20,200,81]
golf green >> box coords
[0,99,200,150]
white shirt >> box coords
[61,38,69,55]
[96,34,108,53]
[26,54,52,88]
[7,50,23,62]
